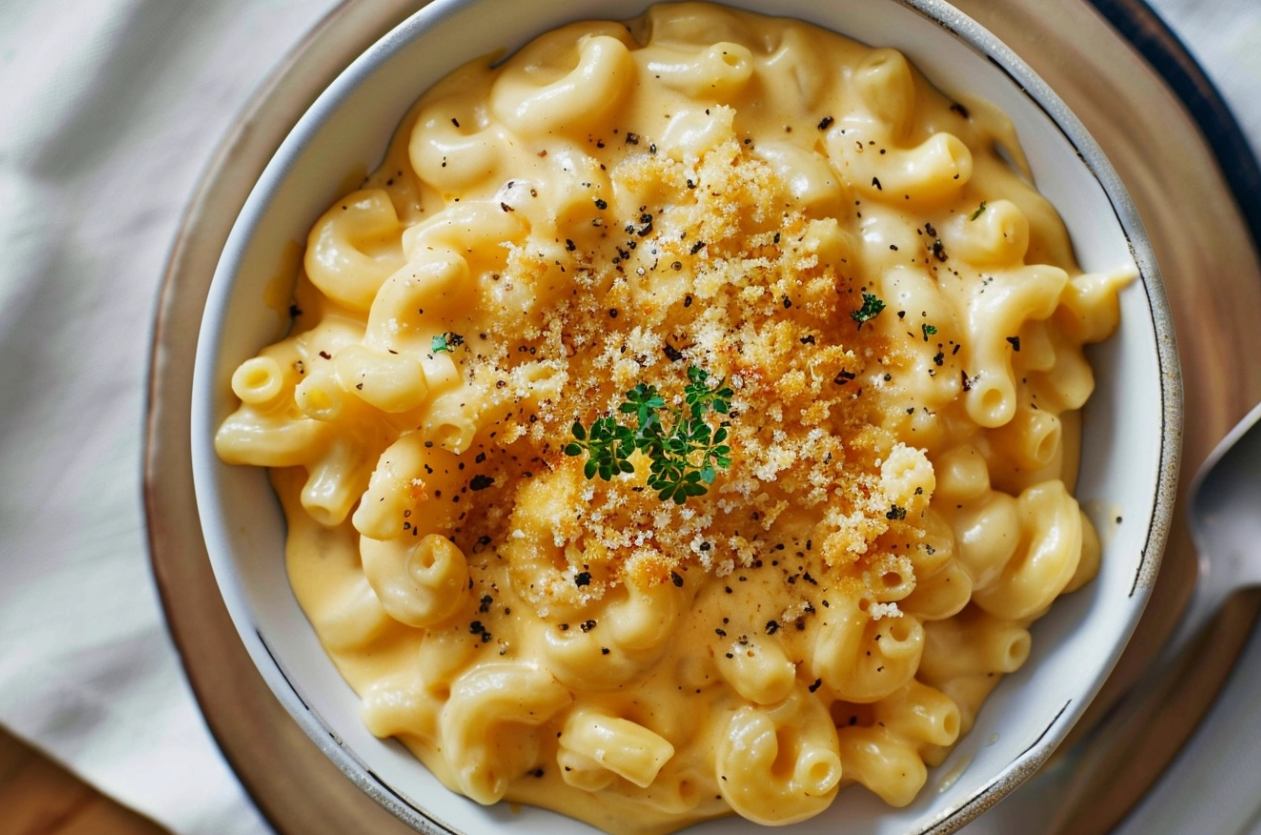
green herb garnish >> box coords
[970,201,987,220]
[922,323,938,341]
[851,293,886,329]
[565,365,733,504]
[431,332,464,353]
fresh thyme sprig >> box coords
[564,365,734,504]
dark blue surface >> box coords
[1091,0,1261,251]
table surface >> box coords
[0,726,168,835]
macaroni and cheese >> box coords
[215,4,1130,832]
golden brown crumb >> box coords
[433,138,931,609]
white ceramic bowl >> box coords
[190,1,1181,833]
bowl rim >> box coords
[187,0,1183,833]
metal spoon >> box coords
[1180,399,1261,661]
[973,400,1261,833]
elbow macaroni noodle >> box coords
[215,4,1131,832]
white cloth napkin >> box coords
[0,2,1256,835]
[0,2,339,833]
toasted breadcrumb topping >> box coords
[433,137,935,613]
